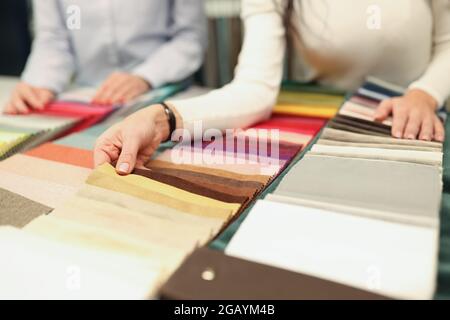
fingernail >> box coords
[394,132,402,138]
[118,163,129,174]
[421,136,430,141]
[407,135,415,140]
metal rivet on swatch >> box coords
[201,268,215,281]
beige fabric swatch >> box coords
[0,154,91,187]
[52,195,216,250]
[316,139,442,152]
[25,215,187,271]
[78,184,225,234]
[0,227,162,299]
[321,128,443,150]
[310,144,443,166]
[0,169,77,208]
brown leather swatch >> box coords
[159,247,389,300]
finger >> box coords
[391,102,408,139]
[93,138,121,167]
[433,117,445,142]
[374,99,393,121]
[11,95,30,114]
[108,83,135,104]
[92,77,116,104]
[418,116,434,141]
[19,86,45,110]
[403,112,422,140]
[122,88,144,103]
[116,137,140,175]
[94,147,112,168]
[37,90,54,106]
[94,75,127,104]
[3,101,16,114]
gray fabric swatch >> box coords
[273,154,442,225]
[0,188,52,228]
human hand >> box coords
[3,82,54,114]
[374,89,444,142]
[92,72,151,105]
[94,104,180,174]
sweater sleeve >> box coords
[408,0,450,106]
[169,0,286,134]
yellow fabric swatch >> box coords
[273,104,339,118]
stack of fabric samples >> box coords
[0,86,330,299]
[0,84,185,218]
[273,82,346,119]
[223,79,444,300]
[0,101,115,161]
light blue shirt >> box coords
[22,0,207,92]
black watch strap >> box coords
[161,102,176,142]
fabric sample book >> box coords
[272,155,442,227]
[226,200,439,299]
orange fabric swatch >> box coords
[25,143,94,169]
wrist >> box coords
[148,103,182,142]
[407,89,438,110]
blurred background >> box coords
[0,0,242,87]
[0,0,302,90]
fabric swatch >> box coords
[310,144,443,166]
[0,188,52,228]
[86,164,239,219]
[273,154,442,227]
[78,184,225,234]
[316,139,442,152]
[160,247,387,300]
[133,168,248,204]
[321,128,443,149]
[51,195,214,251]
[0,227,161,299]
[226,200,438,299]
[25,143,94,169]
[0,169,78,208]
[146,160,272,185]
[0,154,91,188]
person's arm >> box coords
[170,0,286,134]
[131,0,208,89]
[21,0,75,93]
[407,0,450,107]
[94,0,287,174]
[375,0,450,142]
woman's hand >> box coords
[92,72,151,105]
[375,89,444,142]
[3,83,54,114]
[94,105,177,174]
